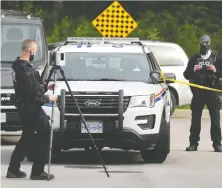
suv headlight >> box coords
[128,94,155,108]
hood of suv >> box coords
[47,81,161,96]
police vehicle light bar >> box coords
[66,37,140,42]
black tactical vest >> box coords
[195,52,217,86]
[11,59,35,107]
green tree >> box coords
[176,24,203,56]
[46,16,74,43]
[22,1,43,18]
[2,1,222,56]
[73,16,101,37]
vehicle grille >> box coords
[64,92,131,114]
[0,93,15,106]
[0,109,17,113]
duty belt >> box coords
[15,100,33,108]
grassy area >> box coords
[176,105,208,109]
[176,105,190,109]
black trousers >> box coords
[8,106,50,175]
[189,88,221,147]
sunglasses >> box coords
[200,40,210,45]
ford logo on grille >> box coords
[84,100,101,107]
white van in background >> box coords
[141,40,192,115]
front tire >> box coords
[140,116,170,163]
[170,91,176,115]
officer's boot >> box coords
[186,143,198,151]
[30,163,55,180]
[30,171,55,180]
[213,144,222,152]
[6,168,27,178]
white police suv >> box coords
[42,37,176,163]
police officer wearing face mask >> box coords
[183,35,222,152]
[6,39,58,180]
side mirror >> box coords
[150,71,176,84]
[163,72,176,84]
[150,70,162,84]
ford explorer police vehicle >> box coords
[42,37,176,163]
[1,10,48,133]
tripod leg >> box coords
[58,67,110,178]
[47,69,56,181]
[45,67,55,89]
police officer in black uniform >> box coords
[6,39,58,180]
[183,35,222,152]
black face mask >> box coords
[29,54,34,61]
[200,44,210,55]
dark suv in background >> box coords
[1,9,48,133]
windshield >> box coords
[1,23,46,65]
[147,45,184,66]
[1,23,46,88]
[56,52,151,82]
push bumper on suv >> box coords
[1,93,22,132]
[1,107,22,132]
[50,89,163,151]
[53,129,159,150]
[1,109,21,131]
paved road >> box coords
[1,118,222,188]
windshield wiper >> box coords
[89,78,127,81]
[56,78,82,81]
[56,78,127,81]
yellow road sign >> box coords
[92,1,138,38]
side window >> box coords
[1,24,45,63]
[35,28,43,58]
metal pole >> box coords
[47,69,56,181]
